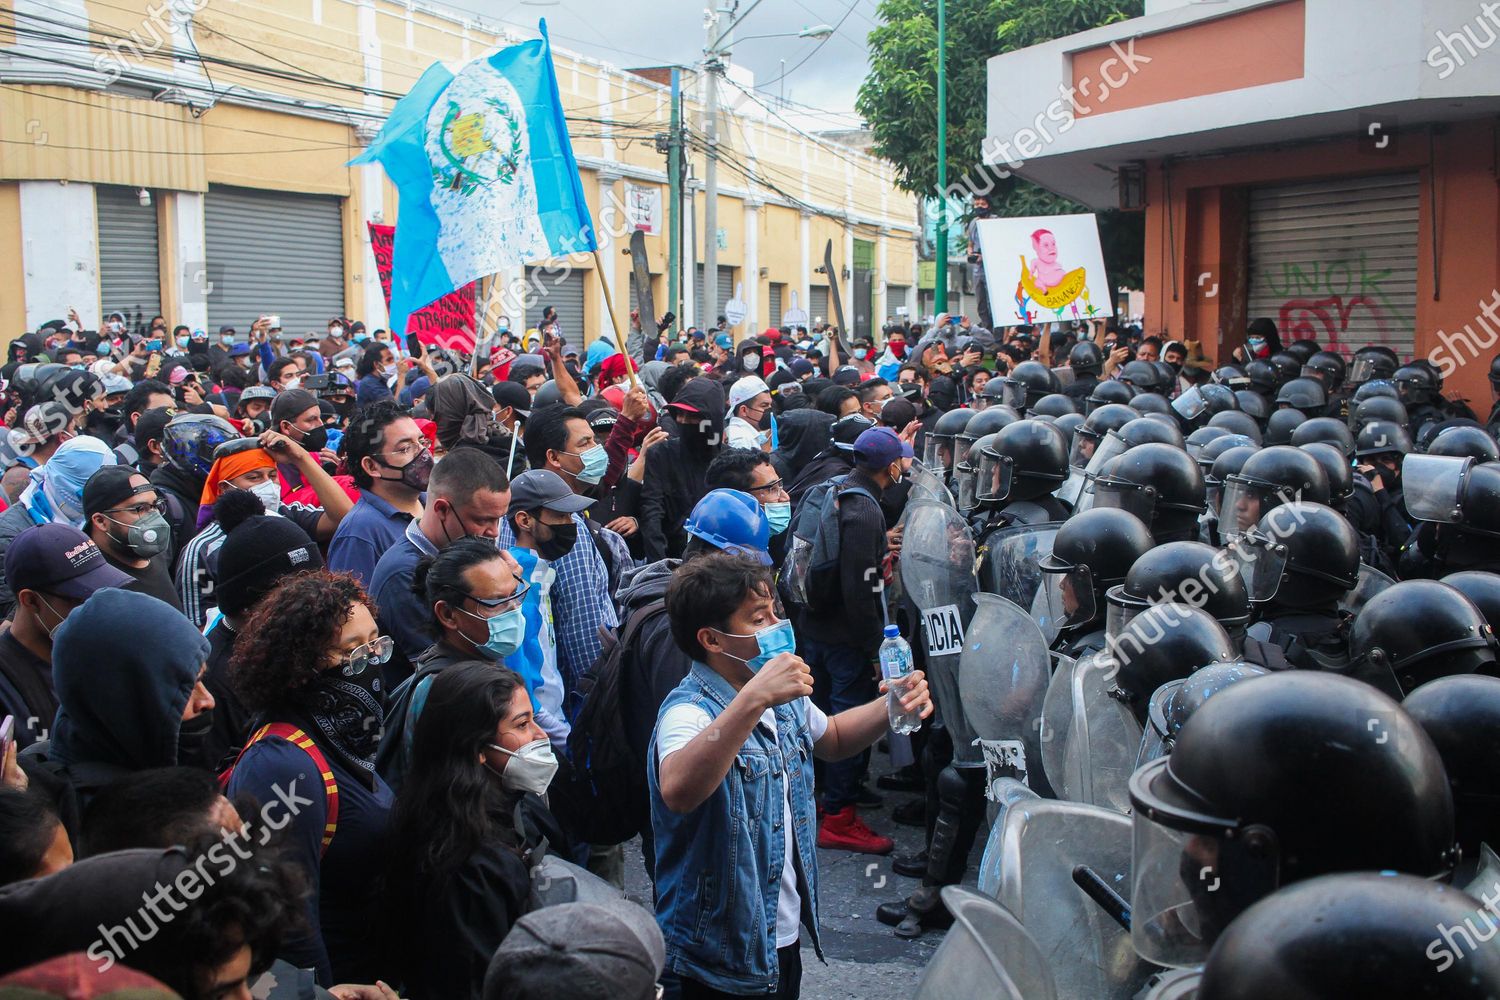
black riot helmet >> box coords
[1139,662,1271,764]
[1289,416,1355,460]
[1242,360,1277,396]
[1037,507,1154,633]
[1352,378,1401,405]
[1118,415,1185,451]
[1105,604,1235,724]
[1206,444,1258,490]
[1119,359,1166,394]
[1030,393,1077,419]
[1069,340,1103,378]
[1106,541,1251,634]
[1428,424,1500,463]
[1490,353,1500,390]
[1275,376,1327,416]
[1068,403,1138,469]
[1403,455,1500,539]
[1129,671,1458,969]
[953,405,1017,468]
[1085,378,1135,415]
[1198,436,1257,479]
[1263,407,1305,445]
[1197,873,1500,1000]
[1211,365,1250,390]
[1395,363,1440,406]
[1218,445,1330,542]
[1404,673,1500,857]
[1233,391,1269,425]
[1442,570,1500,632]
[1129,392,1173,418]
[1301,442,1353,510]
[1094,443,1206,544]
[975,418,1068,504]
[1354,418,1413,458]
[976,377,1011,410]
[1053,411,1084,447]
[1301,350,1346,390]
[1349,346,1400,387]
[1351,580,1497,696]
[1204,409,1262,444]
[1284,339,1320,365]
[1185,426,1229,460]
[1350,395,1404,434]
[923,406,976,472]
[1170,383,1238,432]
[1258,500,1359,608]
[997,360,1061,412]
[1266,352,1302,387]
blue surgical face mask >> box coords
[854,348,869,361]
[175,335,189,349]
[461,605,526,660]
[715,618,797,672]
[765,501,792,535]
[570,443,608,485]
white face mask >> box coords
[281,375,302,392]
[329,326,343,338]
[488,738,558,795]
[245,479,282,515]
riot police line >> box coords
[894,344,1500,998]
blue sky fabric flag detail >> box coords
[350,21,596,336]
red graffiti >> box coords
[1277,295,1390,354]
[367,223,478,352]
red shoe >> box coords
[817,806,894,855]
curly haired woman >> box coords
[223,569,395,987]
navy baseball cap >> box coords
[853,427,906,470]
[5,523,132,601]
[509,469,593,513]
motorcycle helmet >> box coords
[161,413,239,479]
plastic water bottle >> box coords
[880,625,922,735]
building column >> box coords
[170,191,208,332]
[596,168,623,349]
[798,210,811,324]
[20,180,98,330]
[744,196,762,331]
[876,228,889,334]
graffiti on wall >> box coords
[1261,251,1408,353]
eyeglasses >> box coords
[340,635,394,676]
[747,478,785,496]
[460,574,531,615]
[106,498,169,518]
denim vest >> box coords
[648,662,823,993]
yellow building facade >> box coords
[0,0,920,348]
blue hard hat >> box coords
[685,488,771,564]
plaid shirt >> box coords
[499,512,619,709]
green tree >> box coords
[857,0,1145,288]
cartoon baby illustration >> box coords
[1028,228,1067,293]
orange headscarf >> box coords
[198,447,276,508]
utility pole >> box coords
[933,0,948,315]
[668,68,683,328]
[703,6,726,336]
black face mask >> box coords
[378,449,433,492]
[177,710,215,765]
[534,518,579,561]
[86,407,123,437]
[295,424,329,453]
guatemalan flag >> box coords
[350,21,596,338]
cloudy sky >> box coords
[442,0,881,116]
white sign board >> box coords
[724,281,746,326]
[922,603,966,658]
[974,213,1113,328]
[625,182,662,234]
[781,289,809,329]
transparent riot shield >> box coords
[900,500,982,766]
[979,523,1061,612]
[1054,465,1089,508]
[905,459,956,508]
[1056,653,1146,815]
[960,593,1052,796]
[1339,563,1395,616]
[983,795,1153,1000]
[914,886,1058,1000]
[1403,453,1472,523]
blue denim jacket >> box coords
[648,662,824,993]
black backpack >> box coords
[550,598,663,846]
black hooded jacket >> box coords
[774,408,834,482]
[640,377,724,561]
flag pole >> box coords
[591,248,640,390]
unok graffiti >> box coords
[1263,252,1405,353]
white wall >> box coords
[21,181,98,330]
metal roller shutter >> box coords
[888,284,911,316]
[524,266,587,342]
[809,285,830,326]
[96,185,161,334]
[1248,174,1419,359]
[768,283,784,327]
[205,185,344,336]
[696,264,735,323]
